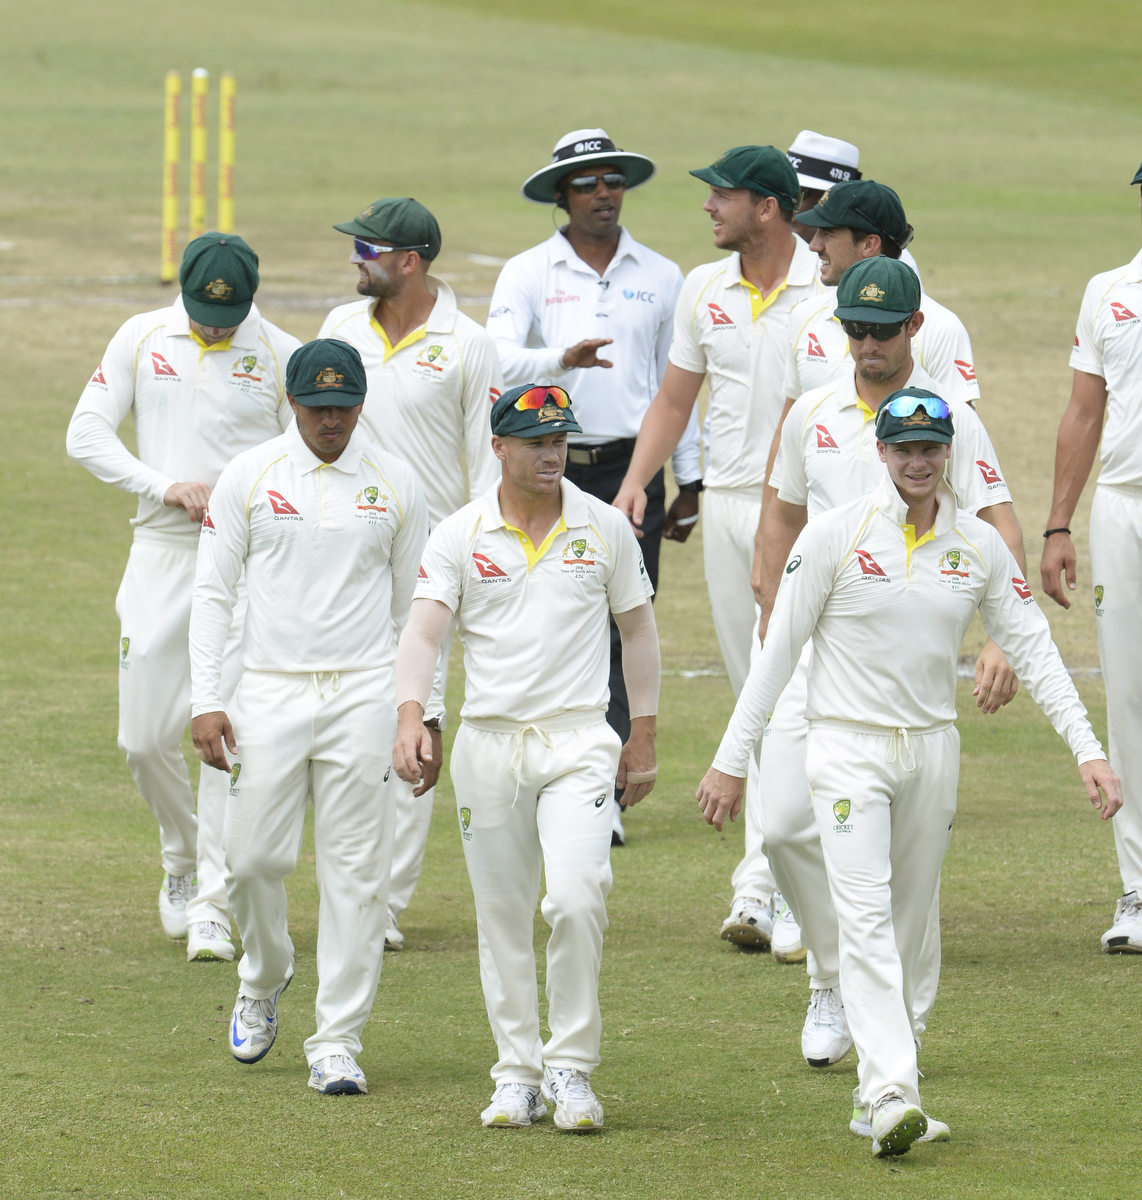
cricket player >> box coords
[757,257,1027,1069]
[393,384,659,1131]
[699,391,1121,1157]
[488,129,701,844]
[190,339,428,1096]
[319,197,502,952]
[66,233,300,961]
[614,144,822,950]
[1041,160,1142,953]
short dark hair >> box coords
[752,190,797,221]
[848,227,902,259]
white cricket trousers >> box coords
[702,486,777,905]
[451,712,621,1085]
[761,650,944,1031]
[806,721,959,1111]
[116,535,243,928]
[1090,484,1142,896]
[224,667,397,1065]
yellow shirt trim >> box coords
[745,278,789,322]
[902,523,935,574]
[189,328,233,355]
[370,311,427,363]
[505,515,568,572]
[856,397,877,427]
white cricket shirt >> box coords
[770,364,1011,519]
[67,295,300,542]
[190,419,428,715]
[414,477,654,723]
[782,286,980,405]
[668,236,823,491]
[1070,246,1142,488]
[318,278,502,527]
[486,228,701,482]
[713,477,1103,775]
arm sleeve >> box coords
[189,466,248,716]
[485,258,568,386]
[712,522,834,776]
[66,322,175,504]
[774,402,810,505]
[946,403,1012,513]
[603,515,656,614]
[460,330,503,499]
[614,602,660,719]
[658,266,702,485]
[666,273,708,374]
[395,599,454,711]
[976,529,1104,763]
[1070,278,1105,377]
[412,521,465,613]
[781,322,802,402]
[915,306,980,405]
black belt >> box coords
[566,438,637,467]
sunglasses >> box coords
[880,395,951,420]
[513,386,572,411]
[567,172,627,194]
[353,238,431,260]
[840,315,914,341]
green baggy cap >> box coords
[286,339,368,407]
[794,179,914,247]
[835,256,921,322]
[875,387,955,445]
[333,197,442,261]
[180,232,259,327]
[1132,160,1142,186]
[490,383,583,437]
[690,146,800,211]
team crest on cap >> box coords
[315,366,344,388]
[902,410,934,426]
[357,204,376,219]
[537,400,566,422]
[819,190,830,205]
[859,283,885,303]
[204,278,233,300]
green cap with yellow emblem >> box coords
[834,256,920,323]
[491,383,583,437]
[286,339,368,408]
[333,197,442,261]
[794,179,914,248]
[179,232,259,327]
[690,146,800,211]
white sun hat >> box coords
[521,128,657,204]
[786,131,862,191]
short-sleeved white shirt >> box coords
[781,286,980,406]
[414,477,653,723]
[1070,247,1142,488]
[668,237,823,491]
[770,364,1011,519]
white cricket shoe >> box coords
[481,1082,547,1127]
[611,800,626,847]
[869,1092,928,1158]
[229,971,292,1064]
[719,895,773,949]
[851,1087,950,1143]
[1101,891,1142,954]
[801,986,853,1068]
[384,911,404,952]
[187,921,235,962]
[542,1066,604,1131]
[309,1054,368,1095]
[158,871,196,939]
[771,892,806,963]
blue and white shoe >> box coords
[308,1054,368,1095]
[229,972,292,1064]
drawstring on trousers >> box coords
[311,671,340,699]
[508,724,553,808]
[885,727,916,772]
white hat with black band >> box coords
[521,128,657,204]
[786,130,862,191]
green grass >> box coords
[3,0,1142,1195]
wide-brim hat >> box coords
[521,128,656,204]
[786,130,861,191]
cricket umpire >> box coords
[393,383,660,1131]
[487,130,698,842]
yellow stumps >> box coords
[160,71,182,284]
[188,68,209,240]
[217,72,236,234]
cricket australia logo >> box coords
[354,485,388,519]
[228,763,242,796]
[460,806,473,841]
[938,549,972,590]
[833,799,853,834]
[561,536,600,576]
[120,636,130,669]
[1095,584,1104,616]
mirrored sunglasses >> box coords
[882,394,951,420]
[353,238,431,260]
[513,386,572,412]
[567,172,627,194]
[840,315,913,341]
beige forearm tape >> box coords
[396,599,452,710]
[614,601,661,719]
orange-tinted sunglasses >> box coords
[513,386,571,411]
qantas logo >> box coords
[151,352,179,377]
[1110,301,1138,323]
[472,552,509,580]
[489,387,501,404]
[976,460,1003,487]
[1074,335,1080,348]
[855,549,889,578]
[815,424,839,450]
[807,332,826,359]
[267,490,302,519]
[708,304,735,327]
[90,364,107,386]
[954,359,976,382]
[202,508,215,530]
[1012,576,1033,602]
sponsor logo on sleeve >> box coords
[489,387,501,404]
[151,352,179,379]
[785,555,802,574]
[976,460,1005,489]
[1012,576,1034,603]
[267,490,303,520]
[707,303,735,327]
[855,548,890,580]
[815,424,840,452]
[1074,335,1080,349]
[89,364,107,386]
[806,332,826,359]
[202,507,216,532]
[954,359,977,382]
[418,565,428,580]
[1109,301,1139,325]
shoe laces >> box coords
[1118,891,1142,920]
[549,1068,593,1102]
[237,995,277,1027]
[324,1053,359,1077]
[808,987,841,1023]
[194,921,230,942]
[493,1082,537,1105]
[166,873,194,901]
[872,1090,907,1119]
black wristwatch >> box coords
[677,479,704,493]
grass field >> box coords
[2,1,1142,1196]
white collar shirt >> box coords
[485,229,700,482]
[1070,246,1142,487]
[770,363,1011,519]
[713,477,1103,773]
[66,294,300,542]
[318,278,503,527]
[668,236,823,491]
[413,476,653,723]
[190,419,428,714]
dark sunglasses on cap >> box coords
[567,172,627,194]
[880,394,951,420]
[513,385,572,411]
[353,238,432,260]
[840,315,914,341]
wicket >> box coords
[159,69,236,284]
